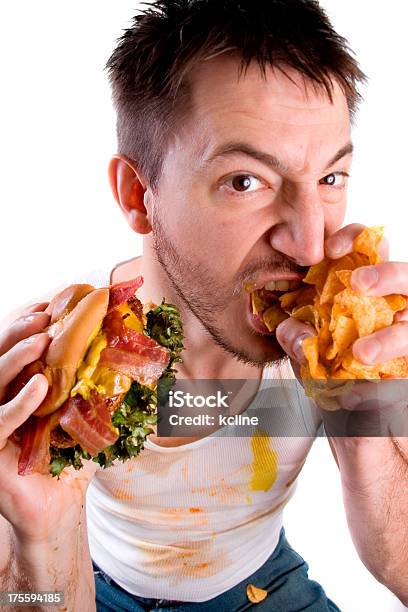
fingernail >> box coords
[276,319,292,346]
[27,374,45,394]
[293,333,314,363]
[327,236,345,255]
[359,338,381,363]
[353,266,378,291]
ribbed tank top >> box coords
[76,266,322,602]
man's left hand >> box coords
[275,223,408,604]
[276,222,408,390]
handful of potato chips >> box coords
[248,227,408,409]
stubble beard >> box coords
[151,210,286,367]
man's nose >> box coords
[269,185,325,266]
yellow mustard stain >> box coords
[249,428,278,492]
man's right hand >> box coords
[0,302,97,543]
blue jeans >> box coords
[93,528,341,611]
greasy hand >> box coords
[276,223,408,421]
[276,224,408,602]
[0,303,97,542]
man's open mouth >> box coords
[245,278,304,335]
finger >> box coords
[0,374,49,450]
[0,333,50,396]
[351,261,408,297]
[394,307,408,323]
[352,321,408,365]
[0,311,50,357]
[325,224,389,261]
[276,318,315,364]
[20,302,49,316]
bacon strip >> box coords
[104,309,167,352]
[101,309,170,385]
[59,392,119,456]
[108,277,143,313]
[99,347,169,386]
[16,411,61,476]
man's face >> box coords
[150,56,351,365]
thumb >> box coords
[276,317,315,364]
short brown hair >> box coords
[106,0,366,191]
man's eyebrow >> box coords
[202,140,353,174]
[203,141,290,173]
[326,142,353,168]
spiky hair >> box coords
[106,0,366,190]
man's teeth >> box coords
[264,280,300,291]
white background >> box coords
[0,2,407,610]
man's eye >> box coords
[319,172,348,187]
[223,174,264,193]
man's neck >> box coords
[110,251,263,381]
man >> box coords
[0,0,407,610]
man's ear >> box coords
[108,155,152,235]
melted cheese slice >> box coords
[70,304,144,400]
[117,303,144,332]
[71,333,132,400]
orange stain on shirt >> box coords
[249,428,278,492]
[134,539,230,581]
[192,479,247,504]
[112,488,134,501]
[161,507,208,526]
[135,449,192,476]
[162,508,186,521]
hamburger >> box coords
[8,278,184,476]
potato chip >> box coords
[353,226,384,265]
[385,294,406,312]
[280,286,314,310]
[326,315,358,360]
[329,303,347,332]
[302,336,327,379]
[291,304,315,324]
[246,584,268,603]
[319,255,356,304]
[288,227,407,406]
[245,227,407,405]
[301,376,353,410]
[262,305,288,332]
[302,260,330,294]
[336,269,352,289]
[377,357,408,378]
[317,320,332,364]
[251,290,275,316]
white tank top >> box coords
[77,266,322,602]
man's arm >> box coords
[327,436,408,606]
[0,509,96,612]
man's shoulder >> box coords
[110,256,142,283]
